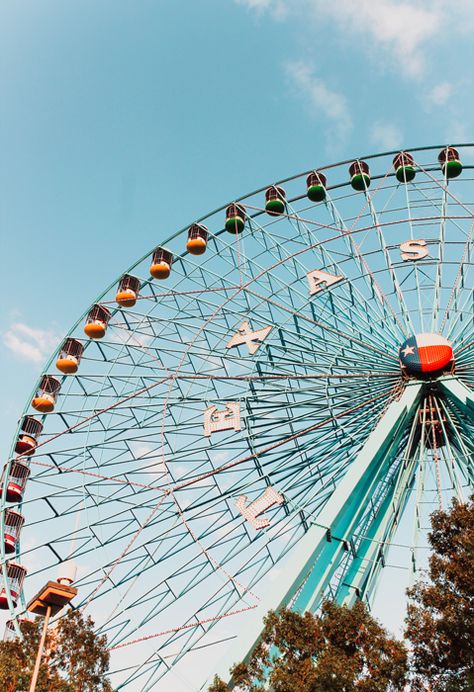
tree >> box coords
[52,610,112,691]
[210,600,407,691]
[405,495,474,690]
[0,639,26,692]
[0,615,58,691]
[0,609,112,691]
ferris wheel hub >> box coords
[399,333,453,374]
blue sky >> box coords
[0,0,472,639]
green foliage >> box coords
[53,610,112,691]
[0,639,27,692]
[210,675,232,692]
[210,600,407,691]
[0,616,55,691]
[405,495,474,690]
[0,609,112,691]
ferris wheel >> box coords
[1,144,473,690]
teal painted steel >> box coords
[439,375,474,421]
[3,145,474,690]
[210,382,422,689]
[337,417,420,605]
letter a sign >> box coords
[307,269,344,295]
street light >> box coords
[26,561,77,692]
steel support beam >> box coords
[337,422,420,606]
[438,375,474,422]
[292,384,419,615]
[205,381,422,690]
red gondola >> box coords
[0,563,27,609]
[1,462,30,503]
[3,509,25,554]
[15,416,43,456]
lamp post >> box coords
[26,562,77,692]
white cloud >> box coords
[108,328,152,349]
[285,61,352,146]
[371,122,403,150]
[236,0,272,10]
[216,523,235,538]
[236,0,462,79]
[128,442,166,479]
[212,451,231,464]
[3,322,60,364]
[236,0,287,19]
[426,81,454,107]
[311,0,443,78]
[130,442,154,459]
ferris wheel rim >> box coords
[2,142,474,689]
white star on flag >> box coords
[401,345,415,357]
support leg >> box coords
[29,605,52,692]
[205,382,422,689]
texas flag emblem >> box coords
[399,333,453,373]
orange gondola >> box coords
[56,338,84,374]
[84,304,111,340]
[186,224,208,255]
[150,248,173,279]
[116,274,141,307]
[32,375,61,413]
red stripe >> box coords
[419,344,452,372]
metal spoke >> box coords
[2,144,473,690]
